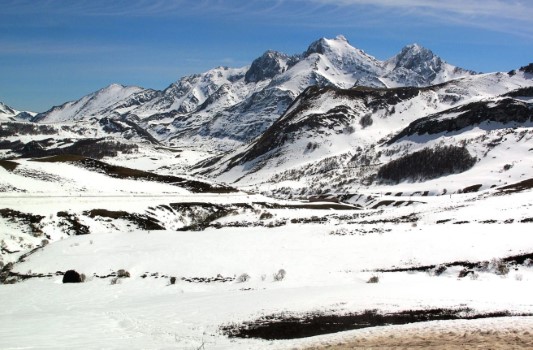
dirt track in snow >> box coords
[303,318,533,350]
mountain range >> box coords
[1,36,532,198]
[29,35,474,149]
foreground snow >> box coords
[1,185,533,349]
[2,263,533,350]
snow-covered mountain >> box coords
[198,65,533,198]
[32,36,474,148]
[0,102,35,122]
[32,84,146,123]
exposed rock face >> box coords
[388,98,533,144]
[520,63,533,74]
[245,51,293,83]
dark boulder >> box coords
[63,270,82,283]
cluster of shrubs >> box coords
[378,146,476,183]
[359,114,373,128]
[61,268,288,285]
[0,122,57,137]
[24,139,138,159]
[305,142,320,152]
[236,269,286,283]
[62,268,131,284]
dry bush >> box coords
[117,269,130,278]
[367,276,379,283]
[273,269,286,282]
[237,273,251,283]
[491,259,510,276]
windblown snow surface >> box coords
[1,152,533,349]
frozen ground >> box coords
[1,174,533,349]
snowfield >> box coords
[2,174,533,349]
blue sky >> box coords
[1,0,532,112]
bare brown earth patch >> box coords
[302,318,533,350]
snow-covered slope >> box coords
[198,66,533,198]
[33,36,474,148]
[32,84,146,123]
[0,102,35,122]
[2,167,533,349]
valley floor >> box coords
[1,175,533,349]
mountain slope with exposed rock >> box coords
[197,65,532,199]
[32,36,474,149]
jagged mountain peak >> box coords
[32,35,477,145]
[299,35,382,86]
[0,101,37,122]
[0,101,18,122]
[304,35,367,58]
[0,101,16,115]
[389,43,441,70]
[403,43,426,52]
[245,50,293,83]
[381,43,474,87]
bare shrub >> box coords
[329,228,350,236]
[433,265,447,276]
[273,269,286,282]
[117,269,130,278]
[491,259,510,276]
[367,276,379,283]
[458,269,474,278]
[237,273,251,283]
[259,212,273,220]
[478,261,490,272]
[470,272,479,280]
[343,125,355,134]
[360,114,373,128]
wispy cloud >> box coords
[3,0,533,38]
[306,0,533,36]
[316,0,533,22]
[5,0,532,26]
[5,0,532,20]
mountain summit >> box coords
[33,36,475,148]
[383,43,472,86]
